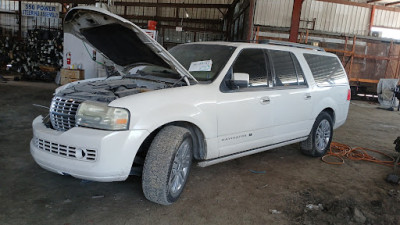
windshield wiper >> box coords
[151,70,179,75]
[124,73,180,85]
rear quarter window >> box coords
[269,50,307,87]
[303,54,348,86]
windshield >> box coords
[169,44,236,82]
[128,65,180,79]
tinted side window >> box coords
[269,50,302,86]
[233,49,269,87]
[303,54,348,86]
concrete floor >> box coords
[1,81,400,225]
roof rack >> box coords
[259,39,325,52]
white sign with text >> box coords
[22,3,60,18]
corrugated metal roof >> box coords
[254,0,400,36]
[107,0,235,32]
[302,0,370,35]
[374,8,400,28]
[367,0,400,7]
[111,0,233,19]
[2,0,400,39]
[254,0,293,28]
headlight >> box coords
[76,101,130,130]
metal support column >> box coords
[289,0,304,43]
[246,0,255,42]
[369,5,376,34]
[18,1,22,39]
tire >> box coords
[142,126,193,205]
[300,112,333,157]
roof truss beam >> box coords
[113,2,230,8]
[18,0,95,3]
[367,0,384,3]
[385,1,400,6]
[317,0,400,12]
[121,15,223,24]
[133,23,223,33]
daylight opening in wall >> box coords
[371,27,400,40]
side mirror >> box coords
[231,73,249,88]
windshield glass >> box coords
[129,65,180,79]
[169,44,236,82]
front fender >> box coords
[133,103,215,139]
[108,85,218,140]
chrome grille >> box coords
[50,97,82,131]
[34,137,97,161]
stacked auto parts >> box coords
[0,28,63,81]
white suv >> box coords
[30,7,350,205]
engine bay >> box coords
[56,75,182,102]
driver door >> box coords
[216,48,276,156]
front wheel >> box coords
[300,112,333,157]
[142,126,193,205]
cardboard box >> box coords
[60,69,85,85]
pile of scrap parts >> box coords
[377,79,399,111]
[0,29,63,81]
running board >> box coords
[197,136,307,167]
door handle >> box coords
[304,93,311,100]
[260,96,270,104]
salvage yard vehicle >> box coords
[30,6,350,205]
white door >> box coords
[217,49,276,156]
[267,50,313,143]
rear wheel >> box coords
[300,112,333,157]
[142,126,193,205]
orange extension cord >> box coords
[322,142,400,167]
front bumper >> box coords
[30,116,149,182]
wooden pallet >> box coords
[39,65,58,73]
[1,74,22,81]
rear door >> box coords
[267,49,313,142]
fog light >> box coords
[75,148,86,159]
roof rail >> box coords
[259,39,325,52]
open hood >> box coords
[64,6,197,84]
